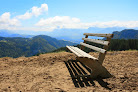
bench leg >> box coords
[77,57,112,79]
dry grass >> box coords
[0,51,138,92]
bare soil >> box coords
[0,51,138,92]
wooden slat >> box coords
[80,42,106,54]
[66,46,82,57]
[82,38,109,46]
[72,46,98,60]
[81,35,88,50]
[83,33,113,38]
[67,46,98,60]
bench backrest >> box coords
[80,33,113,64]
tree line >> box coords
[52,39,138,53]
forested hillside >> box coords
[112,29,138,39]
[0,35,76,58]
[108,39,138,51]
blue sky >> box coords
[0,0,138,33]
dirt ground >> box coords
[0,51,138,92]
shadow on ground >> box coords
[64,60,112,90]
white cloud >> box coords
[32,4,48,16]
[1,12,138,31]
[35,16,138,31]
[17,12,32,20]
[35,16,81,30]
[0,12,20,30]
[17,3,48,20]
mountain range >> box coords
[0,27,128,43]
[0,28,137,58]
[0,35,76,58]
[0,27,137,43]
[0,30,34,38]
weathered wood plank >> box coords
[72,46,98,60]
[67,46,98,60]
[80,42,106,54]
[82,38,109,46]
[66,46,82,57]
[83,33,113,38]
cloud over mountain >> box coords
[35,16,138,31]
[35,16,81,30]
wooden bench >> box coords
[66,33,114,78]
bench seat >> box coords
[66,46,98,60]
